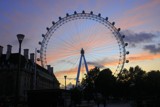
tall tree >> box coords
[145,70,160,96]
[81,67,100,101]
[95,68,116,98]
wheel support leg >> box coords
[76,55,82,86]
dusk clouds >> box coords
[143,44,160,54]
[122,30,160,56]
[87,61,105,68]
[122,30,157,47]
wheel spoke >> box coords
[39,12,127,84]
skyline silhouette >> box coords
[0,0,160,87]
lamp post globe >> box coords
[17,34,25,54]
[17,34,25,44]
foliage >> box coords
[81,65,160,101]
[70,87,82,105]
[95,68,116,97]
[81,67,100,100]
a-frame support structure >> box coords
[76,48,89,86]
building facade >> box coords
[0,45,60,102]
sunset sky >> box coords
[0,0,160,86]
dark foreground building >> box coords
[0,45,60,104]
[27,89,69,107]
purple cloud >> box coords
[143,44,160,54]
[122,30,157,47]
[87,61,105,68]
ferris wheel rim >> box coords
[38,11,128,73]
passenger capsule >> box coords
[74,11,77,14]
[126,51,129,54]
[52,21,55,25]
[59,17,62,20]
[82,10,85,14]
[112,22,115,26]
[118,28,121,32]
[106,17,108,21]
[98,13,101,17]
[37,50,40,53]
[66,13,69,17]
[42,34,45,37]
[38,42,42,45]
[126,60,129,63]
[46,27,49,31]
[125,43,128,46]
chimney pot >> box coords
[24,49,29,60]
[30,53,34,62]
[47,65,53,74]
[51,67,53,73]
[6,45,12,60]
[0,46,3,58]
[47,65,51,70]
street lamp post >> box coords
[15,34,25,107]
[17,34,24,55]
[64,75,67,90]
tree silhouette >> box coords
[81,67,100,101]
[145,70,160,96]
[70,87,82,106]
[95,68,116,98]
[81,67,100,88]
[81,65,160,106]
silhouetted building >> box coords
[0,45,60,102]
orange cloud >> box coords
[54,65,94,85]
[128,52,160,62]
[55,64,95,77]
[55,67,77,77]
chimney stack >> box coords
[30,53,35,62]
[6,45,12,60]
[24,49,29,60]
[47,65,51,71]
[0,46,3,58]
[50,67,53,74]
[47,65,53,74]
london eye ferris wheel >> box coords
[38,11,129,85]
